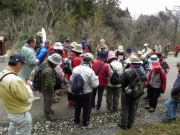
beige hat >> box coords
[117,45,124,52]
[100,44,106,49]
[137,51,142,55]
[70,42,77,48]
[72,44,83,53]
[54,42,63,50]
[48,53,62,65]
[84,53,94,60]
[130,56,142,64]
[36,31,43,37]
[144,43,148,47]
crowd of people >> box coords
[0,31,180,134]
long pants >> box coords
[121,92,138,128]
[8,111,32,135]
[174,51,178,57]
[165,97,180,119]
[74,93,92,126]
[148,87,161,108]
[106,86,120,109]
[164,51,168,58]
[91,86,104,109]
[41,90,53,114]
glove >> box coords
[161,90,164,94]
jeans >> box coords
[8,111,32,135]
[165,97,180,119]
[91,86,104,109]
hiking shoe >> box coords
[96,107,102,111]
[107,106,111,111]
[145,105,151,109]
[34,96,40,100]
[117,121,128,130]
[162,118,172,123]
[45,115,56,122]
[149,107,155,112]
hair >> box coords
[45,39,51,44]
[100,39,105,43]
[8,59,19,66]
[27,37,35,44]
[83,57,91,63]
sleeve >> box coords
[27,51,39,66]
[161,71,166,91]
[105,64,110,78]
[10,79,31,101]
[160,46,162,52]
[90,71,99,88]
[72,57,82,68]
[171,78,180,95]
[43,68,55,92]
[38,48,46,64]
[119,72,127,86]
[146,70,152,86]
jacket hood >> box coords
[110,61,122,70]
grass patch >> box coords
[120,118,180,135]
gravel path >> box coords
[0,102,170,135]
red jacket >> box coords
[146,68,166,91]
[92,60,110,87]
[65,51,82,80]
[174,45,179,52]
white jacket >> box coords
[70,64,99,94]
[141,48,151,58]
[107,60,123,87]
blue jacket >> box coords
[171,73,180,98]
[37,46,48,64]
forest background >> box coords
[0,0,180,53]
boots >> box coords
[45,111,56,122]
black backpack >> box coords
[72,73,84,95]
[110,64,121,86]
[63,57,76,75]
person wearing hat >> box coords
[0,53,32,135]
[162,62,180,123]
[97,44,109,60]
[96,39,109,58]
[137,51,148,72]
[21,37,39,81]
[145,61,166,112]
[40,53,62,121]
[48,42,64,57]
[82,36,91,53]
[126,47,133,58]
[70,53,99,127]
[117,56,146,130]
[66,44,83,109]
[35,31,43,51]
[174,44,179,57]
[37,39,52,65]
[164,43,170,58]
[142,43,151,58]
[156,52,170,74]
[62,44,72,60]
[115,45,125,64]
[91,51,110,111]
[106,53,123,111]
[70,42,77,49]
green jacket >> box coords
[41,61,56,93]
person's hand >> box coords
[26,80,32,86]
[161,90,165,94]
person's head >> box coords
[65,38,71,44]
[83,53,94,67]
[151,61,162,72]
[130,55,143,66]
[45,39,51,48]
[126,48,132,55]
[107,52,117,63]
[175,62,180,72]
[27,37,36,48]
[100,39,105,45]
[72,44,83,55]
[149,49,155,56]
[63,44,71,53]
[48,53,62,67]
[70,42,77,49]
[54,42,63,56]
[117,45,124,54]
[137,51,142,58]
[157,41,160,45]
[144,43,148,49]
[100,44,106,51]
[98,51,108,61]
[156,52,163,60]
[36,31,43,38]
[8,53,26,73]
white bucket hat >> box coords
[117,45,124,52]
[54,42,63,50]
[36,31,43,37]
[84,53,94,60]
[48,53,62,65]
[144,43,148,47]
[72,44,83,53]
[137,51,142,55]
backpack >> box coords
[110,64,121,85]
[31,63,50,91]
[72,73,84,95]
[160,60,170,74]
[63,57,76,75]
[126,68,146,99]
[82,45,90,53]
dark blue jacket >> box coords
[171,73,180,98]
